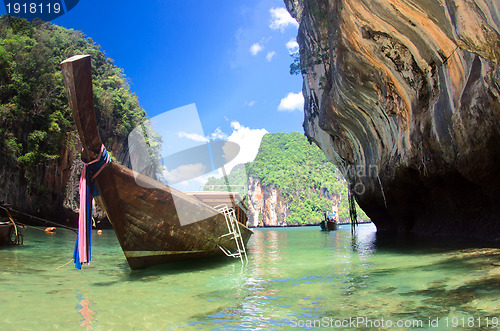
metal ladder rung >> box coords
[219,232,241,239]
[218,245,241,257]
[215,204,248,265]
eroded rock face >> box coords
[247,176,289,227]
[0,133,131,227]
[285,0,500,240]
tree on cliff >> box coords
[0,16,160,217]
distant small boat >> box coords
[60,55,253,269]
[320,211,338,231]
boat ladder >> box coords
[215,204,248,264]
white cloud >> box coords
[163,163,206,184]
[244,100,256,107]
[178,171,219,189]
[231,121,242,130]
[210,127,228,140]
[174,122,268,189]
[278,92,304,112]
[286,39,299,53]
[266,51,276,62]
[224,121,268,173]
[250,42,263,55]
[177,131,209,142]
[269,7,298,32]
[178,122,268,190]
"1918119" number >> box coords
[6,2,61,14]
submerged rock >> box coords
[285,0,500,240]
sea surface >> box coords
[0,224,499,330]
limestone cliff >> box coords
[247,175,289,227]
[247,175,343,227]
[0,131,132,227]
[285,0,500,240]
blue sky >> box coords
[45,0,304,133]
[2,0,305,189]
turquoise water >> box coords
[0,224,499,330]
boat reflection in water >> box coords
[76,293,96,330]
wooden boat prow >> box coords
[61,55,253,269]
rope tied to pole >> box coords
[74,145,111,269]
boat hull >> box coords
[320,220,338,231]
[0,222,14,245]
[96,163,252,269]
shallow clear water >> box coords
[0,224,499,330]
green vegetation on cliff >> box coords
[0,16,158,194]
[205,132,367,224]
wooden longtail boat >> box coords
[320,212,338,231]
[60,55,253,269]
[320,219,338,231]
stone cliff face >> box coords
[285,0,500,240]
[246,175,339,227]
[0,132,131,227]
[0,142,76,222]
[247,176,289,227]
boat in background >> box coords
[61,54,252,269]
[320,206,338,231]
